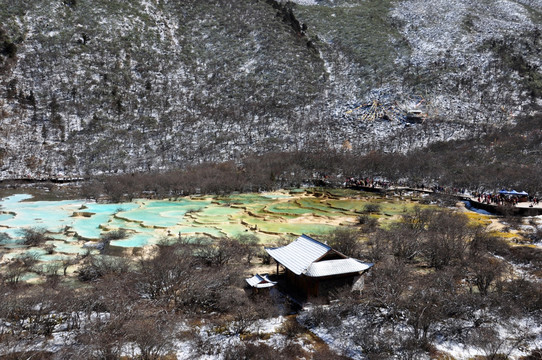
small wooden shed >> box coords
[245,273,277,289]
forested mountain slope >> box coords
[1,0,541,179]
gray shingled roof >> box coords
[245,274,277,288]
[305,258,372,277]
[265,234,331,275]
[265,234,373,277]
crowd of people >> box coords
[345,177,470,195]
[474,192,539,207]
[345,177,393,189]
[344,177,540,208]
[475,193,519,206]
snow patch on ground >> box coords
[0,313,291,359]
[436,317,542,359]
[247,316,286,334]
[287,0,319,5]
[299,304,542,360]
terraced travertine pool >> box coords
[0,190,436,275]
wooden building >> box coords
[265,234,373,298]
[245,273,277,293]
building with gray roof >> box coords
[265,234,373,298]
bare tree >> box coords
[421,210,471,269]
[135,243,197,306]
[19,227,49,246]
[326,227,363,258]
[236,234,260,265]
[403,273,446,341]
[78,313,127,360]
[467,255,506,296]
[374,225,422,262]
[365,257,411,319]
[195,237,241,267]
[468,326,508,360]
[77,255,131,282]
[124,309,174,360]
[62,257,79,276]
[1,260,26,285]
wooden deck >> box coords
[465,199,542,216]
[347,185,542,216]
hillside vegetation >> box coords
[1,0,542,179]
[72,113,541,202]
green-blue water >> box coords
[1,191,394,271]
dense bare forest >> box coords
[75,113,542,202]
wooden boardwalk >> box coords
[465,198,542,216]
[347,185,542,216]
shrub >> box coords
[260,249,272,265]
[469,230,509,257]
[326,227,362,258]
[222,343,283,360]
[19,227,49,246]
[98,229,128,254]
[195,237,241,267]
[279,316,305,339]
[522,349,542,360]
[525,227,542,244]
[1,42,17,58]
[44,244,55,254]
[357,214,379,232]
[77,255,131,282]
[363,203,382,214]
[0,231,10,243]
[101,229,127,241]
[303,305,342,328]
[497,278,542,315]
[506,246,542,267]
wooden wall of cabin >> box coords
[285,269,318,299]
[282,267,366,299]
[317,275,356,297]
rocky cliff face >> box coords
[1,0,541,179]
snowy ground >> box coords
[0,313,294,360]
[299,306,542,360]
[0,314,313,359]
[435,317,542,359]
[286,0,319,5]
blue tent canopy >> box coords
[498,190,528,196]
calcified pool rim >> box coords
[0,190,440,278]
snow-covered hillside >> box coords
[0,0,541,179]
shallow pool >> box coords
[111,233,157,247]
[0,191,402,266]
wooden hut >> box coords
[265,234,373,298]
[245,273,277,291]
